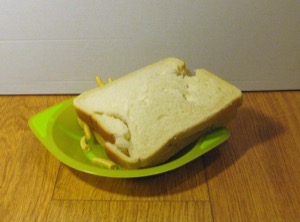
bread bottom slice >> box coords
[92,92,240,169]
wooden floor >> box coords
[0,91,299,222]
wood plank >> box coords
[0,96,70,221]
[53,155,209,201]
[204,91,300,222]
[47,200,213,222]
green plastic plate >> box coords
[28,98,229,178]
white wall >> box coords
[1,0,299,94]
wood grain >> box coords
[0,96,71,221]
[53,156,209,201]
[0,92,299,221]
[47,200,213,222]
[204,92,300,222]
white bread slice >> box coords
[74,58,242,169]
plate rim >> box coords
[28,98,230,178]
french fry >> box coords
[96,76,105,88]
[80,136,91,151]
[92,157,117,169]
[83,124,92,140]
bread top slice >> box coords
[74,58,242,169]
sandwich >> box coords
[73,58,242,169]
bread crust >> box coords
[75,108,116,144]
[103,143,140,169]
